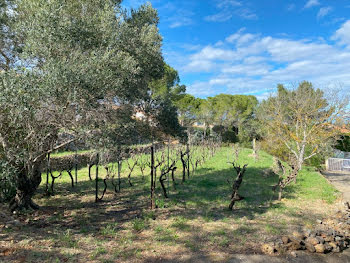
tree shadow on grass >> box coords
[166,166,297,219]
[0,247,76,263]
[24,164,303,233]
[1,162,337,262]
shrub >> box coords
[0,160,16,202]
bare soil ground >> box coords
[322,171,350,203]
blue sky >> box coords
[122,0,350,99]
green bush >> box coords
[0,161,16,202]
[212,125,238,143]
[222,130,238,143]
[132,218,146,232]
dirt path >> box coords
[148,250,350,262]
[226,251,350,263]
[321,171,350,203]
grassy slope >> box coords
[50,150,92,158]
[43,146,338,206]
[1,147,340,262]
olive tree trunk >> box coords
[10,161,43,212]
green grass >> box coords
[57,229,78,248]
[100,222,118,237]
[132,218,147,232]
[50,149,92,158]
[2,146,340,262]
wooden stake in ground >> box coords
[186,144,190,178]
[74,150,78,184]
[45,153,50,196]
[228,162,248,210]
[95,153,99,203]
[150,145,155,210]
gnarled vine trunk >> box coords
[277,166,300,201]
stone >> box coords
[281,236,290,244]
[324,243,332,252]
[324,235,334,242]
[304,229,312,237]
[304,242,316,253]
[305,237,319,246]
[292,231,305,240]
[286,241,302,251]
[329,242,338,249]
[275,244,287,254]
[290,251,298,258]
[333,246,341,253]
[335,236,343,242]
[309,232,316,238]
[316,236,325,244]
[261,244,275,255]
[314,244,325,253]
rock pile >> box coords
[262,203,350,255]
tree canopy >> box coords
[258,81,347,169]
[0,0,181,209]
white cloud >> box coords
[226,29,258,46]
[240,9,258,20]
[169,17,193,28]
[182,20,350,97]
[222,64,271,76]
[304,0,320,9]
[332,20,350,48]
[225,28,246,42]
[160,4,195,28]
[317,6,332,19]
[205,0,257,22]
[184,59,217,72]
[205,12,233,22]
[217,0,242,9]
[190,46,237,62]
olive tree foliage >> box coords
[257,82,348,199]
[0,0,166,209]
[0,0,17,71]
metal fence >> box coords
[327,158,350,172]
[334,150,350,159]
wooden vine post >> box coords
[45,153,51,195]
[117,160,121,192]
[167,138,170,194]
[75,150,78,184]
[186,143,190,178]
[150,145,155,209]
[180,149,187,183]
[95,153,99,203]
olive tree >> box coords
[0,0,166,211]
